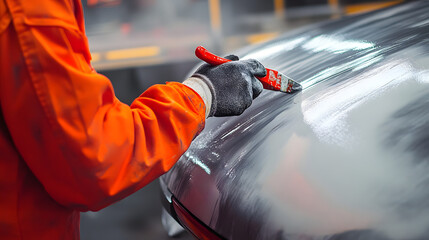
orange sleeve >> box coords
[0,2,206,211]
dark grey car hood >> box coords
[162,2,429,239]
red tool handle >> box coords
[195,46,232,65]
[195,46,281,91]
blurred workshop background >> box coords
[79,0,403,239]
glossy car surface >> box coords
[161,2,429,239]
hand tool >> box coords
[195,46,302,93]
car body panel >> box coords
[162,2,429,239]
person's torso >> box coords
[0,0,84,239]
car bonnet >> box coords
[162,2,429,239]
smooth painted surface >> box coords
[162,2,429,239]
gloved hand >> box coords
[191,55,266,117]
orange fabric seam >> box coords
[23,17,79,31]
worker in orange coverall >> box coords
[0,0,266,239]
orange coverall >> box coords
[0,0,206,239]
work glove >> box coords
[191,55,266,117]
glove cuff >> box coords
[191,73,217,117]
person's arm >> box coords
[1,11,206,212]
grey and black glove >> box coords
[192,55,266,117]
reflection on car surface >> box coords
[161,2,429,240]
